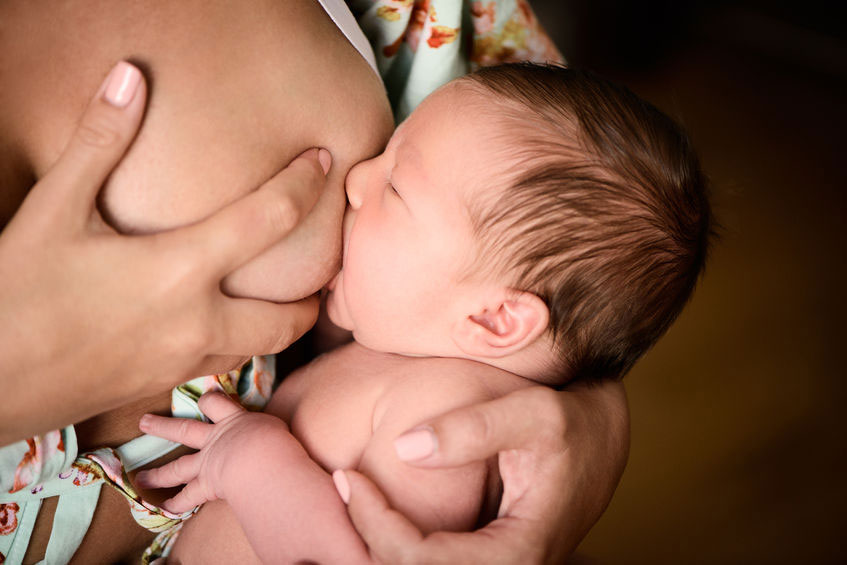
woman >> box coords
[0,1,628,562]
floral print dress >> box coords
[350,0,564,120]
[0,357,274,564]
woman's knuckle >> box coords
[271,324,295,352]
[175,319,214,357]
[266,194,301,233]
[76,117,122,148]
[523,387,568,445]
[464,408,495,446]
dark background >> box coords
[529,1,847,563]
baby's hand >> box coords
[135,392,289,513]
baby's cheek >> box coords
[221,177,345,302]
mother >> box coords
[0,1,627,562]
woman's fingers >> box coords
[339,470,542,564]
[138,414,213,449]
[393,386,565,468]
[31,62,147,226]
[135,451,203,490]
[335,470,425,562]
[176,147,331,278]
[213,294,320,356]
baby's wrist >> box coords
[215,415,301,497]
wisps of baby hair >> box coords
[462,63,712,383]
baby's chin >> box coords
[324,287,353,332]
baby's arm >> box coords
[354,375,493,534]
[136,392,371,563]
[138,375,493,561]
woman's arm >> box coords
[0,64,328,445]
[339,381,630,563]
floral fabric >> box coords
[349,0,564,120]
[0,356,274,564]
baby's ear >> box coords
[452,291,549,358]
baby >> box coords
[136,63,710,563]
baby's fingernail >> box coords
[103,61,141,108]
[332,470,350,504]
[135,471,150,486]
[318,148,332,175]
[138,414,152,431]
[394,427,436,461]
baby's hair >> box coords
[461,63,712,382]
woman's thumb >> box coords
[30,61,147,226]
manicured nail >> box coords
[332,470,350,504]
[394,427,436,461]
[104,61,141,108]
[318,148,332,175]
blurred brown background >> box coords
[529,0,847,562]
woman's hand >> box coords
[0,62,330,445]
[336,381,630,564]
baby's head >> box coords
[327,63,711,383]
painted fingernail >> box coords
[394,427,436,461]
[332,470,350,504]
[103,61,141,108]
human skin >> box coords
[0,63,329,445]
[326,83,553,381]
[0,2,629,562]
[145,81,628,564]
[341,380,630,564]
[139,341,529,563]
[137,83,557,561]
[0,1,392,561]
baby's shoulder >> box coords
[372,352,530,433]
[358,353,529,533]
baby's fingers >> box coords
[135,451,203,490]
[197,391,246,423]
[161,478,215,514]
[139,414,213,449]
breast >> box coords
[1,0,394,302]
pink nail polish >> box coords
[394,427,436,461]
[332,470,350,504]
[104,62,141,107]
